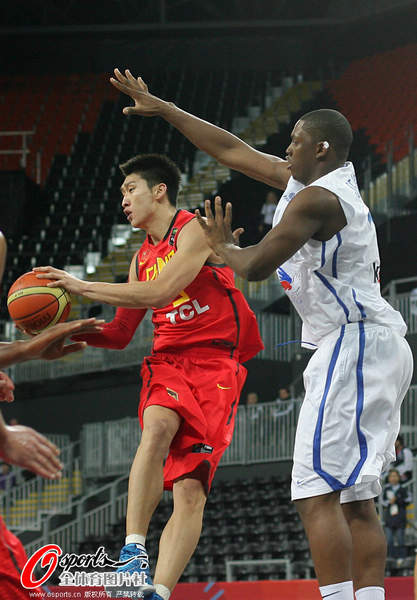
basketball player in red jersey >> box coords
[35,153,263,600]
[0,230,104,600]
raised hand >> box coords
[110,68,164,117]
[0,425,63,479]
[195,196,244,252]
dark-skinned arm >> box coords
[110,68,291,190]
[196,189,346,281]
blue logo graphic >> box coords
[277,267,293,290]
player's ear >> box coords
[317,141,330,159]
[154,183,167,200]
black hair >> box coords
[119,153,181,207]
[397,435,404,446]
[300,109,353,162]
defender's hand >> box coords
[196,196,244,252]
[110,68,164,117]
[22,319,104,361]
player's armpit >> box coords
[228,187,339,281]
[223,147,290,191]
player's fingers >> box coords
[46,281,64,288]
[110,77,134,96]
[137,77,149,92]
[204,199,214,222]
[195,209,208,231]
[123,106,139,115]
[125,69,139,85]
[224,202,233,227]
[213,196,224,224]
[36,440,64,470]
[27,455,62,479]
[62,317,104,330]
[32,430,61,456]
[114,68,129,83]
[60,342,88,356]
[33,266,56,272]
[0,376,14,390]
[232,228,245,246]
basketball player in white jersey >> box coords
[110,70,413,600]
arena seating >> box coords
[0,69,287,317]
[1,52,416,323]
[77,474,315,583]
[327,43,417,163]
[0,73,117,181]
[76,473,416,582]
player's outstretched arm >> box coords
[196,190,346,281]
[0,411,62,479]
[0,318,104,367]
[110,68,291,191]
[34,220,214,309]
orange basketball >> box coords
[7,271,71,335]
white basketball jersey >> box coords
[272,162,407,347]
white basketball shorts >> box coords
[291,321,413,502]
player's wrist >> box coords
[158,100,179,120]
[77,279,90,296]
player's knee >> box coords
[342,498,379,524]
[141,419,177,454]
[174,478,207,514]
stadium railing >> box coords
[81,399,301,479]
[226,558,294,582]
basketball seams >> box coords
[48,293,70,328]
[7,286,63,305]
[11,295,59,322]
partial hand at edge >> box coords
[0,425,62,479]
[0,372,14,403]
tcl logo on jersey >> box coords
[166,299,210,324]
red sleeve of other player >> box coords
[72,306,147,349]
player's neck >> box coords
[305,160,345,185]
[146,205,178,244]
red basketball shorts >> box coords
[0,516,43,599]
[139,349,247,494]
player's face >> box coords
[121,174,155,228]
[285,120,317,184]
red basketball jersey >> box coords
[135,210,263,362]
